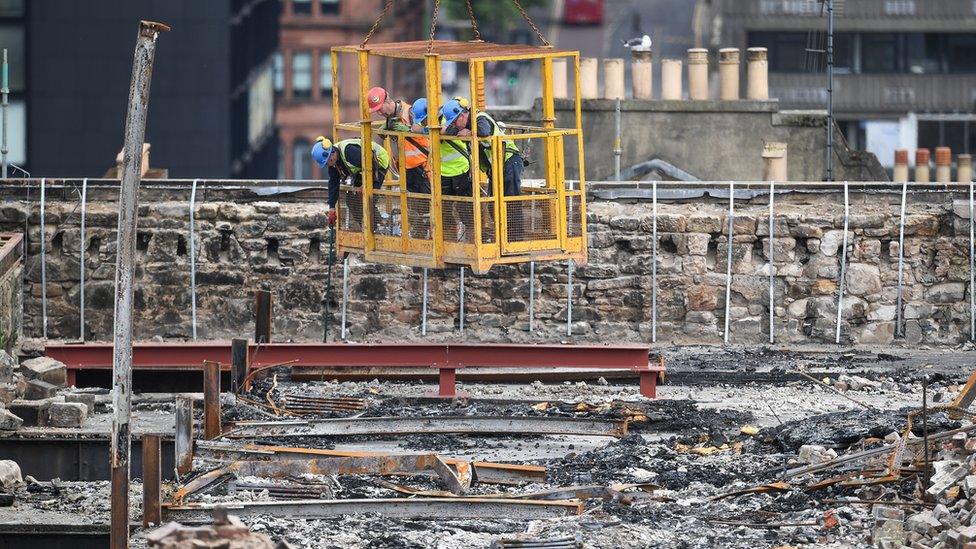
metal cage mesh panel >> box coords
[441,198,476,244]
[370,192,401,236]
[505,197,556,243]
[480,201,496,244]
[406,196,432,240]
[339,187,363,232]
[566,195,583,238]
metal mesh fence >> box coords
[566,195,583,237]
[339,188,363,231]
[441,198,475,244]
[406,196,432,240]
[370,192,401,236]
[480,201,496,244]
[505,197,556,243]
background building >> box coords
[17,0,279,179]
[276,0,424,180]
[716,0,976,169]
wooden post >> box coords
[255,289,272,343]
[203,361,221,440]
[231,338,248,395]
[174,395,193,476]
[141,434,161,527]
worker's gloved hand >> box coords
[327,209,337,227]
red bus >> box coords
[563,0,604,25]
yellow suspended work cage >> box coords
[329,39,588,274]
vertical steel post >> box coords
[895,177,908,337]
[340,257,349,340]
[110,20,169,549]
[835,181,850,344]
[141,434,161,527]
[566,259,574,336]
[421,267,428,336]
[40,177,46,338]
[724,182,735,344]
[80,178,88,341]
[254,289,272,344]
[174,395,193,477]
[231,338,248,397]
[203,360,221,440]
[825,0,834,182]
[2,48,8,179]
[459,267,465,334]
[768,181,774,344]
[613,98,621,181]
[971,181,975,341]
[651,181,658,343]
[922,375,931,491]
[529,261,535,333]
[189,179,198,340]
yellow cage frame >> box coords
[330,40,587,274]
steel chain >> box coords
[511,0,550,47]
[465,0,482,41]
[361,0,395,48]
[427,0,441,54]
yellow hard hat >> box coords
[452,96,470,110]
[315,135,332,148]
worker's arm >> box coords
[475,116,494,138]
[344,144,362,170]
[327,166,342,209]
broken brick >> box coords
[24,378,58,400]
[47,402,87,428]
[7,399,53,427]
[19,357,67,387]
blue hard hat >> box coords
[410,98,428,124]
[440,98,466,127]
[311,136,335,167]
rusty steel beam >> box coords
[193,440,546,485]
[224,415,627,439]
[174,396,194,476]
[164,497,583,522]
[202,361,221,440]
[142,434,161,527]
[110,20,169,549]
[46,342,664,398]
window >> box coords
[906,34,943,74]
[273,52,283,97]
[0,26,24,92]
[748,32,809,73]
[946,34,976,74]
[860,34,898,73]
[0,0,22,16]
[292,0,312,16]
[832,33,855,73]
[293,139,311,179]
[321,0,340,15]
[292,52,312,100]
[320,54,333,96]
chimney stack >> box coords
[687,48,709,100]
[893,149,909,183]
[915,149,930,183]
[719,48,740,100]
[661,59,683,100]
[746,47,768,100]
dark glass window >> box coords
[292,0,312,16]
[293,139,311,179]
[320,54,333,96]
[832,33,855,72]
[0,0,22,16]
[748,32,809,73]
[273,52,283,98]
[321,0,340,15]
[861,33,898,73]
[946,34,976,73]
[292,52,312,100]
[0,25,24,92]
[905,34,943,74]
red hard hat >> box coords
[367,87,387,113]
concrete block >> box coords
[47,402,87,428]
[64,393,96,413]
[19,357,67,387]
[0,460,21,487]
[907,510,942,536]
[7,399,53,426]
[0,409,22,431]
[24,379,58,400]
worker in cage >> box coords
[312,136,390,231]
[367,87,430,194]
[440,98,524,198]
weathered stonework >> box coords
[3,182,975,346]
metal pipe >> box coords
[2,48,8,179]
[971,181,975,341]
[826,0,834,182]
[651,180,658,343]
[835,181,849,344]
[189,178,198,340]
[529,261,535,333]
[340,257,349,340]
[79,178,87,342]
[895,177,908,337]
[724,182,735,344]
[110,20,169,549]
[566,259,574,336]
[422,267,428,336]
[613,98,621,181]
[40,177,46,338]
[459,267,465,334]
[768,181,774,344]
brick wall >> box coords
[4,182,973,346]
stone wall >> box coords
[2,181,973,346]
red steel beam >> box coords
[46,342,664,398]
